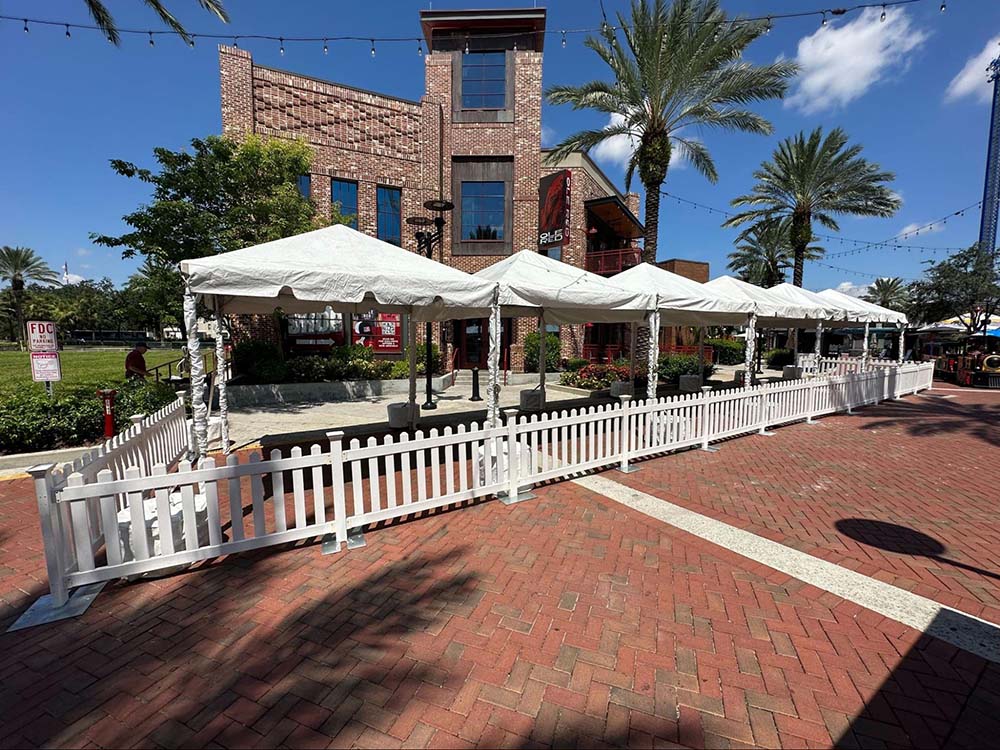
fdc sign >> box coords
[27,321,58,352]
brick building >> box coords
[219,7,706,372]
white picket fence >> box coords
[31,363,934,608]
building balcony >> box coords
[585,247,642,276]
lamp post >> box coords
[406,199,454,411]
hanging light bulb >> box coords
[765,17,772,34]
[713,25,720,41]
[279,37,285,56]
[233,36,238,48]
[370,39,376,57]
[23,19,28,34]
[513,40,518,52]
[821,12,828,28]
[940,1,946,12]
[561,30,566,48]
[323,38,328,55]
[188,37,195,48]
[149,31,155,47]
[880,5,886,22]
[65,24,71,39]
[464,36,470,54]
[417,40,424,56]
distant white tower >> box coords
[62,262,70,285]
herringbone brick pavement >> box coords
[612,387,1000,626]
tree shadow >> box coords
[835,518,1000,583]
[837,608,1000,749]
[0,545,482,748]
[859,396,1000,448]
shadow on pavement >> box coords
[860,396,1000,448]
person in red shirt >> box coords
[125,343,150,379]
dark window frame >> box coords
[460,180,506,243]
[451,50,515,124]
[452,159,513,256]
[376,185,402,246]
[297,174,311,199]
[331,178,358,229]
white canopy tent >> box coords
[473,251,656,400]
[180,225,501,458]
[613,263,757,389]
[816,288,908,363]
[767,282,866,360]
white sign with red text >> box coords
[31,352,62,382]
[27,320,58,352]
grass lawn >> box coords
[0,348,182,394]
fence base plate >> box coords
[7,582,107,632]
[617,466,640,474]
[757,430,776,437]
[500,490,536,506]
[320,533,343,555]
[346,528,367,550]
[700,446,721,453]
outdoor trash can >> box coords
[387,402,417,429]
[519,390,544,412]
[610,381,633,397]
[782,365,803,380]
[679,374,701,392]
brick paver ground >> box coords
[615,385,1000,625]
[0,386,998,749]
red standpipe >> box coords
[97,389,117,438]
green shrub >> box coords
[564,357,589,372]
[288,355,330,383]
[657,354,716,383]
[706,338,744,365]
[524,331,561,373]
[0,378,175,454]
[559,363,630,390]
[401,343,442,375]
[765,348,795,369]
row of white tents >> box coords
[180,225,907,457]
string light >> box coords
[464,36,470,54]
[417,40,423,56]
[232,36,238,48]
[2,1,946,53]
[65,24,70,39]
[279,36,284,55]
[370,39,375,58]
[323,38,328,54]
[148,31,154,47]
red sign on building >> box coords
[352,312,403,354]
[538,170,571,249]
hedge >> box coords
[657,354,716,383]
[234,342,441,385]
[706,338,744,365]
[765,348,795,369]
[523,331,561,373]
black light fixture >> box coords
[406,200,454,410]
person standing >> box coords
[125,342,150,379]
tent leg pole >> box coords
[486,298,501,428]
[214,299,230,455]
[408,315,418,430]
[628,321,637,394]
[184,284,208,462]
[538,315,546,407]
[744,313,757,387]
[646,310,659,400]
[698,326,706,387]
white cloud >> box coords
[945,35,1000,104]
[75,247,92,257]
[65,273,87,284]
[897,221,943,238]
[785,8,929,114]
[541,125,557,148]
[836,281,871,298]
[590,113,691,171]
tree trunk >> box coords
[12,286,25,351]
[641,187,660,265]
[789,212,812,288]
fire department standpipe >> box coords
[97,389,117,439]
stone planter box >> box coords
[227,374,452,408]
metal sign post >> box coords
[27,321,60,397]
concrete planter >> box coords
[227,374,452,408]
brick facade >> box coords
[217,9,706,372]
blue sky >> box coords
[1,0,999,295]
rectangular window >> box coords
[331,178,358,229]
[376,186,402,246]
[461,181,505,241]
[461,52,506,109]
[296,174,311,198]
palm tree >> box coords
[82,1,228,46]
[0,246,62,349]
[864,277,909,310]
[545,0,796,263]
[727,220,823,288]
[724,127,900,287]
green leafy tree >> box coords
[82,0,228,46]
[908,246,1000,333]
[724,127,900,287]
[123,260,186,339]
[0,246,61,349]
[863,277,909,310]
[94,134,350,335]
[545,0,796,262]
[726,220,823,288]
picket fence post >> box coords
[327,431,348,552]
[617,395,634,473]
[506,413,521,501]
[27,464,69,607]
[699,390,713,451]
[758,386,774,436]
[805,378,818,424]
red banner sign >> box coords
[538,169,571,248]
[352,312,402,354]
